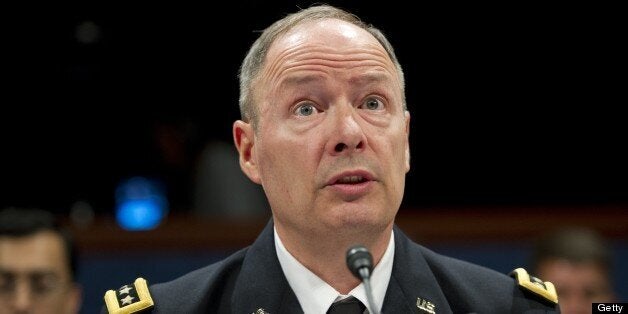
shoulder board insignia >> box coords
[509,268,558,304]
[104,277,154,314]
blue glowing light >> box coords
[115,177,168,231]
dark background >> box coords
[2,1,625,214]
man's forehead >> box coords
[0,231,63,247]
[282,18,371,43]
[0,243,70,279]
[263,19,396,88]
[0,232,66,264]
[270,18,384,57]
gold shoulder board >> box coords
[104,277,155,314]
[509,268,558,304]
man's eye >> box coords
[360,97,384,110]
[294,103,318,116]
[0,280,14,294]
[30,275,60,295]
[0,273,15,293]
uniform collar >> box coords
[229,220,452,314]
[274,227,394,314]
[231,220,301,314]
[382,225,452,314]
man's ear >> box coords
[404,110,411,172]
[233,120,261,184]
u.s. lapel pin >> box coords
[417,297,436,314]
[252,308,269,314]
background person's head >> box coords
[531,226,615,314]
[0,207,81,314]
[233,5,410,240]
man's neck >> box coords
[275,222,393,294]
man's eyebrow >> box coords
[29,271,58,278]
[0,270,14,277]
[0,269,57,277]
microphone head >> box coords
[346,245,373,280]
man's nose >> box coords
[326,106,367,156]
[13,281,33,312]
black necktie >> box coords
[327,296,366,314]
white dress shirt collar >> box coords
[274,228,395,314]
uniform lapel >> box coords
[382,226,452,314]
[230,222,450,314]
[231,220,302,314]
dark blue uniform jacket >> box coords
[105,220,559,313]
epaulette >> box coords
[104,277,154,314]
[509,268,558,304]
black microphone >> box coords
[346,245,380,314]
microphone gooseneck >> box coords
[346,245,380,314]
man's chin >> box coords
[327,207,389,229]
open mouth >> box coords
[326,172,375,198]
[335,175,368,184]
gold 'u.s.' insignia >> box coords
[104,277,154,314]
[510,268,558,304]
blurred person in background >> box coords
[0,207,81,314]
[531,226,616,314]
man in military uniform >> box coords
[104,5,559,313]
